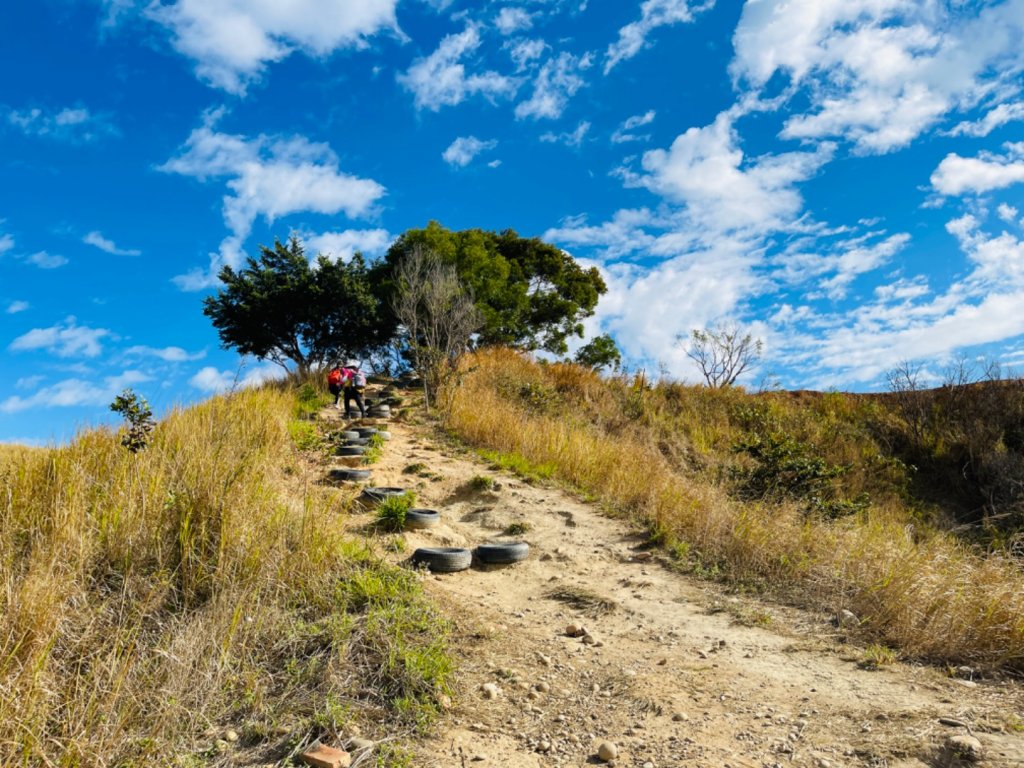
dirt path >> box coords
[323,409,1024,768]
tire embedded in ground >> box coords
[475,540,530,564]
[344,437,370,446]
[340,431,360,441]
[355,427,378,437]
[411,547,472,573]
[336,446,366,456]
[360,486,408,504]
[330,468,371,482]
[405,508,440,529]
[376,431,391,440]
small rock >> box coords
[438,694,453,710]
[643,762,655,768]
[539,653,552,666]
[566,623,585,637]
[944,734,984,763]
[597,741,618,762]
[672,713,688,722]
[214,740,229,753]
[482,683,500,700]
[348,738,374,752]
[837,609,859,628]
[539,741,551,752]
[224,730,239,743]
[582,634,597,645]
[535,681,551,693]
[633,552,653,562]
[657,658,668,666]
[299,744,352,768]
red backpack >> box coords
[327,368,343,387]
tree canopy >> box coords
[372,221,607,355]
[203,237,391,375]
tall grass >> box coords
[0,386,450,765]
[446,348,1024,669]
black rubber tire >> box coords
[340,431,360,441]
[361,486,408,503]
[376,431,392,441]
[475,540,530,564]
[412,547,472,573]
[355,427,378,437]
[330,468,371,482]
[336,446,366,456]
[405,508,440,529]
[345,437,370,446]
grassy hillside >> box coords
[445,348,1024,670]
[0,385,450,766]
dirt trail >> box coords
[323,408,1024,768]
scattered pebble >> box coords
[536,681,551,693]
[944,734,984,762]
[597,741,618,761]
[481,683,500,700]
[224,730,239,743]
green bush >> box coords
[375,491,417,532]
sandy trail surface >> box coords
[322,408,1024,768]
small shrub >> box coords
[287,420,321,451]
[403,462,428,475]
[295,382,323,418]
[110,389,156,453]
[375,492,417,532]
[503,521,531,536]
[468,475,495,492]
[362,433,385,465]
[859,644,897,670]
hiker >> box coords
[327,363,344,409]
[342,359,367,419]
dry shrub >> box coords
[445,348,1024,669]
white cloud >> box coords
[998,203,1019,224]
[160,109,386,289]
[6,106,117,142]
[0,233,13,255]
[83,231,141,256]
[24,251,68,269]
[637,112,834,233]
[189,364,281,393]
[442,136,499,167]
[9,317,113,358]
[539,120,590,147]
[544,208,664,260]
[495,7,533,35]
[146,0,401,94]
[123,345,206,362]
[515,51,592,120]
[931,143,1024,196]
[398,25,519,111]
[303,228,392,262]
[612,109,656,143]
[6,300,29,314]
[16,375,44,390]
[0,370,150,414]
[605,0,709,74]
[777,232,911,300]
[731,0,1024,154]
[506,38,547,71]
[949,101,1024,137]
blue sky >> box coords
[3,0,1024,445]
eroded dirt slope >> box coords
[323,408,1024,768]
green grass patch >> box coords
[375,491,418,532]
[288,419,321,450]
[502,521,531,536]
[362,433,386,465]
[477,449,556,484]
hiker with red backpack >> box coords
[341,360,367,419]
[327,364,345,409]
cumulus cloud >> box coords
[442,136,499,167]
[398,25,519,111]
[146,0,401,94]
[123,345,206,362]
[5,105,117,142]
[302,228,392,261]
[0,233,14,255]
[24,251,68,269]
[0,370,150,414]
[506,38,547,71]
[636,112,834,234]
[515,51,592,120]
[83,230,141,256]
[160,109,386,289]
[189,364,282,393]
[776,232,911,300]
[539,121,590,147]
[931,143,1024,196]
[997,203,1019,224]
[605,0,710,74]
[6,300,29,314]
[948,101,1024,138]
[611,109,655,143]
[495,7,533,35]
[731,0,1024,154]
[9,317,113,358]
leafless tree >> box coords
[392,245,481,411]
[681,323,763,388]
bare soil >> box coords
[322,406,1024,768]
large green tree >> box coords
[203,237,391,375]
[372,221,607,355]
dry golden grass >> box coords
[0,385,450,766]
[446,348,1024,670]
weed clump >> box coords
[375,491,417,532]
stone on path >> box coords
[597,741,618,761]
[299,743,352,768]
